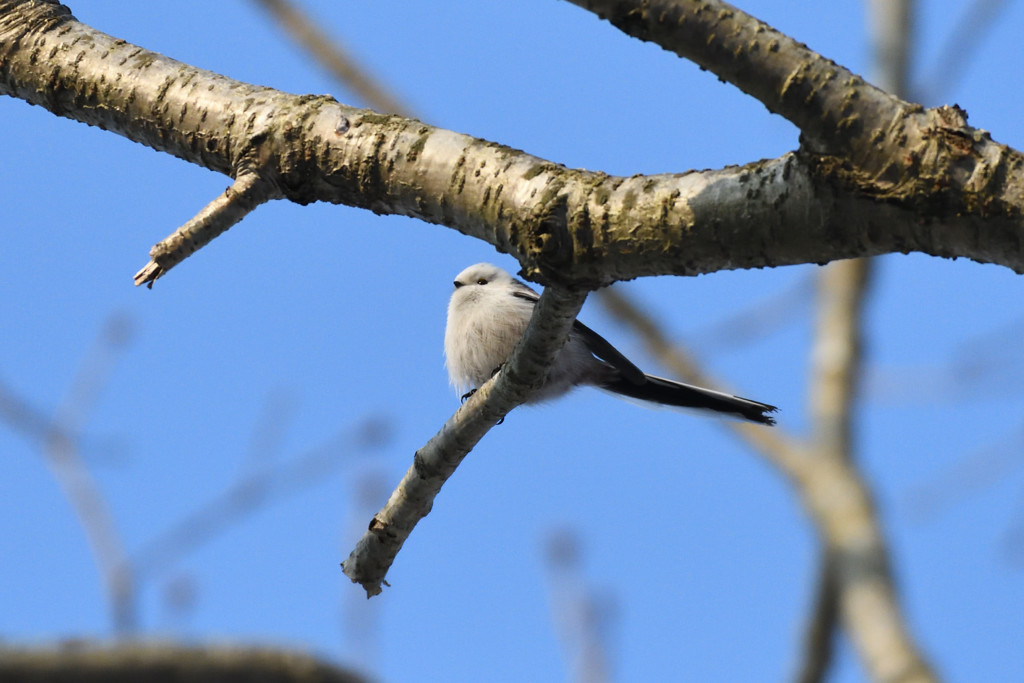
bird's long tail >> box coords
[602,374,778,425]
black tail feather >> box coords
[602,374,778,425]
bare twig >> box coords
[135,171,281,287]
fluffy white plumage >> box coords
[444,263,777,424]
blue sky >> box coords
[2,1,1023,681]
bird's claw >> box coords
[459,388,504,424]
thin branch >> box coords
[682,274,815,356]
[342,285,589,596]
[249,0,411,116]
[0,380,76,444]
[792,551,839,683]
[134,171,280,287]
[0,314,137,634]
[808,260,871,457]
[916,0,1011,103]
[806,260,935,683]
[596,286,803,470]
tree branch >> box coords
[567,0,905,157]
[0,644,366,683]
[341,285,588,596]
[793,551,839,683]
[134,171,280,286]
[1,0,1022,286]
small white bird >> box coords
[444,263,777,425]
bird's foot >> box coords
[459,387,504,424]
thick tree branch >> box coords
[567,0,908,161]
[342,285,588,596]
[1,0,1022,286]
[0,644,366,683]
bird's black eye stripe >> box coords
[477,278,488,285]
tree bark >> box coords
[1,0,1022,287]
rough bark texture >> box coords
[1,0,1022,287]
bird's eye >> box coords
[477,278,488,285]
[453,280,463,289]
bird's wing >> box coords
[510,287,645,385]
[571,319,646,385]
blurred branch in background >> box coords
[916,0,1011,104]
[125,409,391,636]
[793,551,839,683]
[544,529,616,683]
[904,421,1024,523]
[0,313,392,638]
[867,315,1024,403]
[597,287,803,463]
[0,313,137,635]
[129,411,392,581]
[249,0,410,116]
[676,274,814,358]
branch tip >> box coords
[133,261,163,288]
[131,172,277,288]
